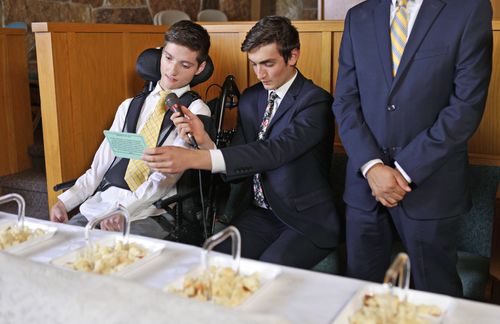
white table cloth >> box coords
[1,212,499,324]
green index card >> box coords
[104,130,147,160]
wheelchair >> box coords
[54,47,238,246]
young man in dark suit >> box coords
[333,0,492,296]
[143,16,340,269]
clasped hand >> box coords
[366,164,412,208]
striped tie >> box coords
[124,89,170,191]
[391,0,408,76]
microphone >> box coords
[221,75,240,109]
[165,92,199,149]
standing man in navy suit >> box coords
[144,16,340,269]
[333,0,492,296]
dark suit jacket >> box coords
[333,0,492,219]
[220,71,340,248]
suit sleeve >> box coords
[221,88,333,181]
[332,10,384,173]
[395,0,492,185]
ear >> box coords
[287,48,300,66]
[195,61,207,75]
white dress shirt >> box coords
[360,0,423,182]
[209,71,298,173]
[58,83,211,222]
[391,0,423,35]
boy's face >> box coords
[159,42,206,90]
[248,43,299,90]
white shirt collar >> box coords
[151,82,191,98]
[269,70,298,101]
[392,0,421,7]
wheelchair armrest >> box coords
[154,187,199,209]
[53,179,77,192]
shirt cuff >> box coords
[395,161,412,183]
[57,188,81,212]
[117,200,141,222]
[209,149,226,174]
[361,159,384,178]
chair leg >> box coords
[484,277,493,302]
[490,276,500,304]
[175,203,182,233]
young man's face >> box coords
[159,42,206,90]
[248,43,299,90]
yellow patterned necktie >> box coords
[124,89,170,191]
[391,0,408,76]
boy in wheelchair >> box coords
[49,21,211,239]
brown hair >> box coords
[241,16,300,63]
[164,20,211,64]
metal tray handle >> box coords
[199,226,241,301]
[383,252,411,300]
[84,206,130,259]
[201,225,241,274]
[0,193,26,229]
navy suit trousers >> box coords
[216,205,332,269]
[346,204,463,297]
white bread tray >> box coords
[332,283,455,323]
[0,220,57,254]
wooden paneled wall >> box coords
[468,21,500,166]
[0,28,33,177]
[33,20,500,208]
[493,0,500,19]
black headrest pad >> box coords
[135,47,214,88]
[136,48,162,82]
[192,55,214,87]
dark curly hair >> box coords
[241,16,300,63]
[164,20,211,64]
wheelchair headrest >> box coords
[136,48,214,88]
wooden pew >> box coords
[0,27,33,177]
[31,21,343,207]
[32,20,500,208]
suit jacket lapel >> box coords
[373,0,393,89]
[391,0,446,90]
[253,89,268,139]
[267,71,304,132]
[257,89,268,120]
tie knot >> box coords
[397,0,407,8]
[159,89,170,100]
[268,91,278,105]
[156,89,171,113]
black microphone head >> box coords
[222,75,240,109]
[165,92,181,114]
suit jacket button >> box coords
[387,104,396,111]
